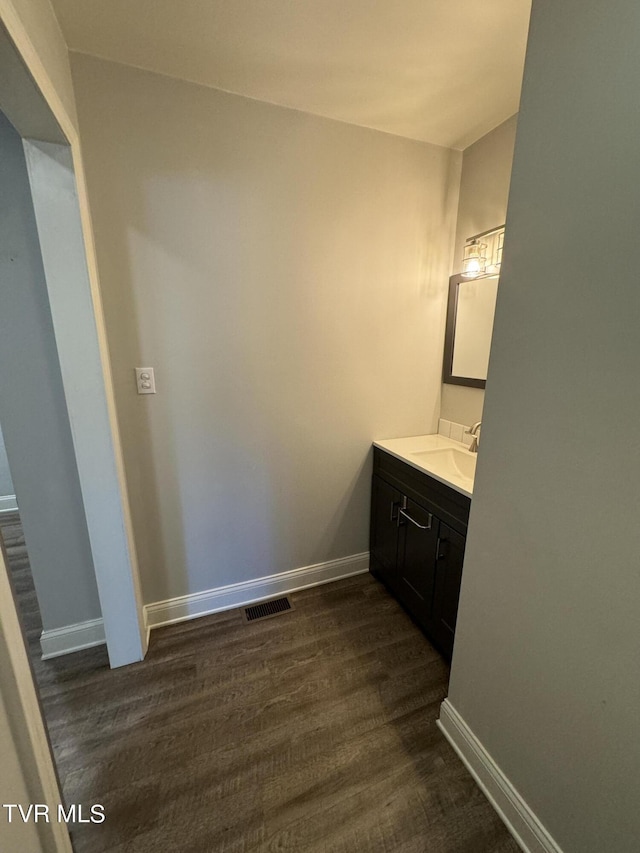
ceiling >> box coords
[51,0,532,150]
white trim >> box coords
[23,140,146,668]
[145,552,370,629]
[0,546,73,853]
[437,699,564,853]
[31,552,369,655]
[40,618,105,660]
[0,495,17,512]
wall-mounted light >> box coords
[461,239,487,278]
[462,225,506,278]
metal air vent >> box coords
[242,596,294,623]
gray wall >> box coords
[0,424,14,500]
[71,53,461,604]
[448,2,640,851]
[441,115,518,426]
[0,110,101,630]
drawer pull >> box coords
[398,508,432,530]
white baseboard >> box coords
[145,551,370,629]
[0,495,18,513]
[437,699,564,853]
[40,618,105,660]
[37,554,369,658]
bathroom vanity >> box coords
[369,435,473,661]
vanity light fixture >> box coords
[461,224,506,278]
[461,239,487,278]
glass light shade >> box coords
[461,240,487,278]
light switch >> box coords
[135,367,156,395]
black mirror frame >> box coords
[442,273,487,389]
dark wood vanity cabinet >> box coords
[370,448,470,661]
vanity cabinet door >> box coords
[370,451,470,663]
[370,475,403,590]
[397,499,438,624]
[431,523,466,659]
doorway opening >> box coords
[0,20,147,671]
[0,17,148,851]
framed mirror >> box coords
[442,273,499,389]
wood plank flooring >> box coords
[0,511,519,853]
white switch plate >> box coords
[135,367,156,394]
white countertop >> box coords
[373,433,476,498]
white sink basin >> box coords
[412,447,476,481]
[373,433,477,497]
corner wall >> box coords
[446,1,640,851]
[441,115,517,426]
[71,52,461,606]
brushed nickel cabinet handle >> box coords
[398,508,432,530]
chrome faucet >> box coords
[465,422,482,453]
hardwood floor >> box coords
[0,511,519,853]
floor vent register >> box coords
[242,596,294,623]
